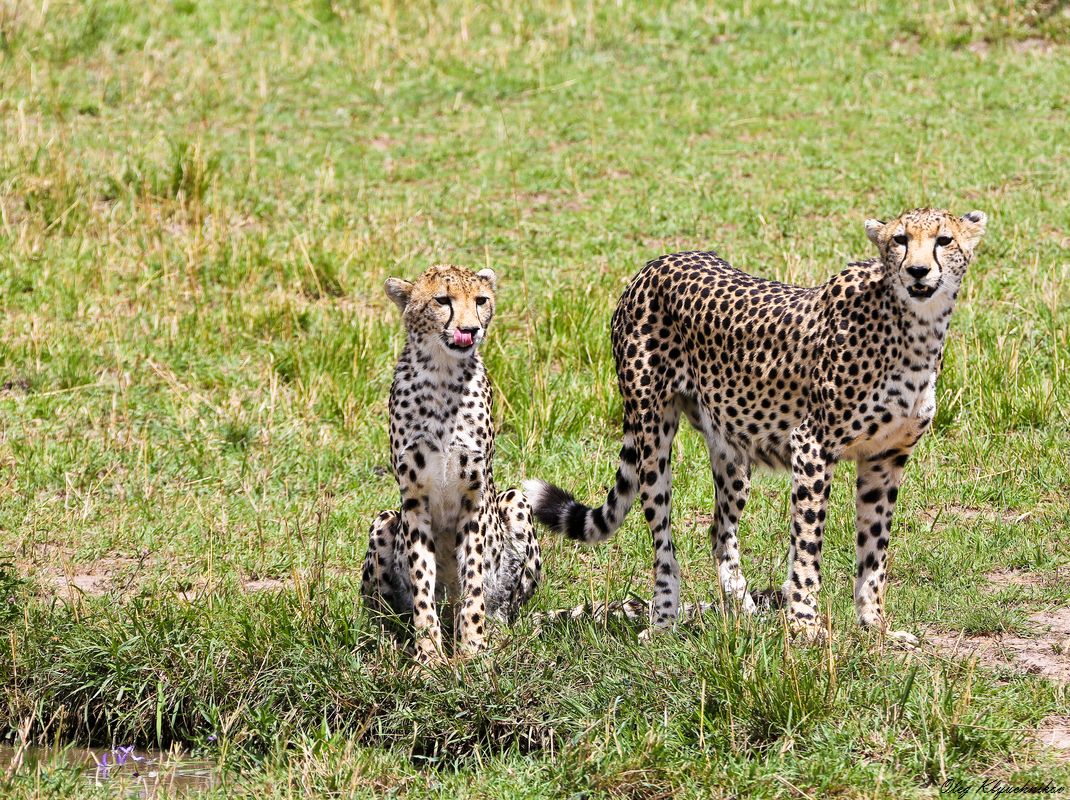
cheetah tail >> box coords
[529,597,648,626]
[528,598,716,630]
[523,438,640,544]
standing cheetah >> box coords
[362,265,541,662]
[526,208,986,641]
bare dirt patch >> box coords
[28,548,304,603]
[891,36,922,56]
[920,504,1034,528]
[985,568,1045,593]
[174,577,292,601]
[928,605,1070,683]
[39,553,147,601]
[51,574,111,599]
[983,567,1070,595]
[683,512,716,531]
[242,578,290,593]
[965,38,1058,58]
[369,135,396,152]
[1047,226,1070,249]
[1011,37,1056,54]
[1036,715,1070,764]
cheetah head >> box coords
[864,208,986,316]
[384,264,497,359]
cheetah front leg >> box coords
[456,514,488,656]
[855,450,918,646]
[783,423,835,642]
[400,499,444,663]
[501,489,542,619]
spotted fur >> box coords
[526,208,986,639]
[362,264,542,662]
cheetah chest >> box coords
[845,368,938,459]
[395,413,487,594]
[429,424,486,529]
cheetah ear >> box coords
[864,218,885,246]
[384,278,413,312]
[476,268,497,291]
[958,210,987,250]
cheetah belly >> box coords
[685,395,796,472]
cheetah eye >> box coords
[936,235,953,247]
[435,296,451,305]
[892,234,908,246]
[475,296,489,306]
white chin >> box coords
[442,342,477,358]
[898,284,950,318]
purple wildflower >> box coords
[118,745,143,763]
[97,746,145,780]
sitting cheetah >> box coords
[526,208,986,641]
[362,264,541,662]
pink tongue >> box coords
[454,330,474,347]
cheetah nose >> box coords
[454,328,477,346]
[906,265,931,280]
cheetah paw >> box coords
[411,639,447,667]
[738,591,757,615]
[788,619,828,646]
[637,623,674,644]
[886,629,920,649]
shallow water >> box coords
[0,741,218,797]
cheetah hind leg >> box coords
[687,419,757,615]
[361,510,414,630]
[496,488,543,623]
[685,403,756,616]
[707,452,757,616]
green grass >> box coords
[2,0,1070,796]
